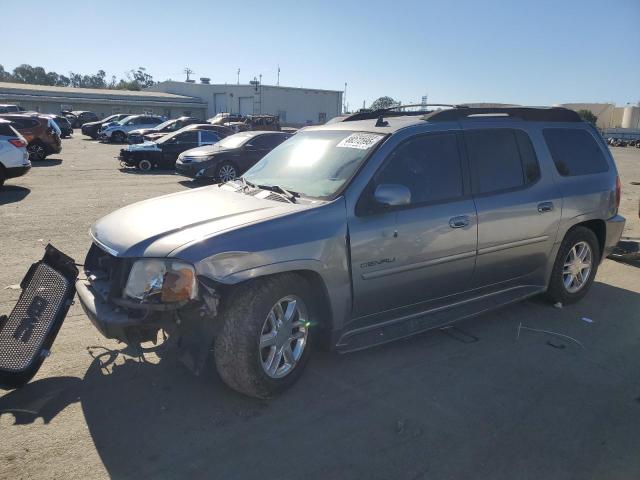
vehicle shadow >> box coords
[118,167,176,176]
[2,281,640,479]
[178,179,214,189]
[0,377,81,425]
[31,158,62,167]
[0,185,30,205]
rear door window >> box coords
[199,130,220,144]
[465,129,540,194]
[543,128,609,176]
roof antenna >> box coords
[375,115,389,127]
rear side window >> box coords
[465,129,540,194]
[0,123,16,136]
[543,128,609,176]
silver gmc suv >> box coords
[74,106,625,398]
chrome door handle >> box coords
[537,201,554,213]
[449,216,470,228]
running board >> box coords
[336,285,543,352]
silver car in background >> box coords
[73,106,625,398]
[99,114,164,143]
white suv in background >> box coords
[99,115,165,143]
[0,119,30,188]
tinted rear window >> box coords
[543,128,609,176]
[465,129,540,194]
[0,123,16,136]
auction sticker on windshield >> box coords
[336,132,385,150]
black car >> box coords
[118,126,223,171]
[175,131,290,182]
[127,116,202,144]
[65,110,99,128]
[81,114,129,139]
[47,115,73,138]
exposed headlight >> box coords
[124,259,198,303]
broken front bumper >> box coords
[75,278,180,343]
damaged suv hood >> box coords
[90,185,303,258]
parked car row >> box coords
[0,112,62,161]
[607,137,640,148]
[0,119,31,188]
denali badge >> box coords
[360,257,396,269]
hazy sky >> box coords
[2,0,638,109]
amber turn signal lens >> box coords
[161,267,196,302]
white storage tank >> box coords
[621,106,640,129]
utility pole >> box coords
[277,65,280,86]
[183,67,194,82]
[237,68,240,85]
[343,82,347,113]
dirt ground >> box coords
[1,137,639,480]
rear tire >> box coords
[27,143,47,161]
[546,226,600,305]
[0,167,5,188]
[214,274,316,398]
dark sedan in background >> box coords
[47,115,73,138]
[175,131,290,182]
[81,114,129,139]
[118,125,222,171]
[64,110,99,128]
[127,116,202,144]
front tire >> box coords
[546,226,600,305]
[214,274,315,398]
[215,162,237,183]
[112,131,126,143]
[137,159,153,172]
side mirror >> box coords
[374,184,411,208]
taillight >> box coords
[8,138,26,148]
[615,175,621,210]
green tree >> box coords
[114,67,155,91]
[370,96,397,111]
[577,109,598,125]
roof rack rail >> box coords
[341,103,463,122]
[424,106,582,123]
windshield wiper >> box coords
[256,184,299,203]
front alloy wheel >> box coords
[259,296,309,379]
[214,273,315,398]
[216,163,237,183]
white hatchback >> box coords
[0,119,31,187]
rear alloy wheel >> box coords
[27,143,47,161]
[112,131,126,143]
[138,159,153,172]
[215,162,237,183]
[546,226,600,305]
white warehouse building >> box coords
[148,81,343,127]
